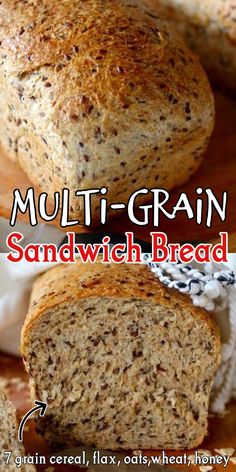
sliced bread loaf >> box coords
[0,0,214,221]
[0,389,35,471]
[21,261,221,450]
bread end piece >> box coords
[0,389,35,471]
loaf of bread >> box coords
[140,0,236,97]
[0,0,214,221]
[21,261,221,450]
[0,390,35,471]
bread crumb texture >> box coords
[22,261,221,450]
[0,0,214,218]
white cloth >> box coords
[0,255,57,355]
[0,217,64,354]
[0,253,235,413]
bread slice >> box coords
[21,261,221,450]
[0,0,214,221]
[0,390,35,471]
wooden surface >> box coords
[0,90,235,249]
[0,353,235,472]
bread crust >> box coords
[0,0,214,220]
[140,0,236,97]
[22,261,221,356]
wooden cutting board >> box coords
[0,90,235,249]
[0,353,235,472]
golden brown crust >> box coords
[1,0,210,111]
[140,0,236,97]
[0,0,214,220]
[21,261,221,356]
